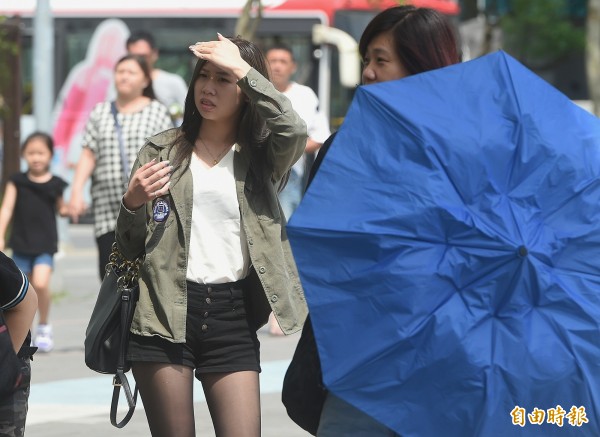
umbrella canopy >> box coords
[287,51,600,436]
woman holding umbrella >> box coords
[283,5,461,436]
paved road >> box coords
[24,224,310,437]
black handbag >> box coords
[84,244,143,428]
[282,315,327,435]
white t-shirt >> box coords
[283,82,331,176]
[186,146,250,284]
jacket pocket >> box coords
[246,182,281,222]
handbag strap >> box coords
[111,370,138,428]
[110,101,131,188]
[109,286,138,428]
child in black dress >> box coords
[0,132,68,352]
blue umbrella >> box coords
[287,51,600,436]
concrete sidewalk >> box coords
[24,224,310,437]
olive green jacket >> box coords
[115,68,308,342]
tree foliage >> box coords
[0,16,20,118]
[501,0,585,68]
[587,0,600,115]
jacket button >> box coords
[202,324,208,332]
[250,79,257,87]
[271,294,278,302]
[258,266,266,274]
[204,312,209,318]
[206,297,211,304]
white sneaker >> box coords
[35,324,54,352]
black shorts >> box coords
[128,280,261,377]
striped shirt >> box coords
[0,251,29,310]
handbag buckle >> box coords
[113,376,122,387]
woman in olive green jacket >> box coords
[115,35,307,437]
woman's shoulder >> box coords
[92,101,111,113]
[147,127,179,147]
[50,175,68,189]
[135,100,172,128]
[137,128,180,162]
[9,172,27,185]
[85,101,111,122]
[0,251,29,310]
[11,173,66,194]
[144,99,171,115]
[149,99,168,109]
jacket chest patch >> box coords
[153,198,170,222]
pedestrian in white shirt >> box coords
[266,44,331,335]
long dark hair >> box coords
[359,6,460,76]
[114,54,155,99]
[170,36,271,171]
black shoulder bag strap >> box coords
[110,101,131,190]
[109,285,139,428]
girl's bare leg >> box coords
[30,264,52,324]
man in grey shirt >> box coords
[126,31,188,125]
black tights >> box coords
[132,362,260,437]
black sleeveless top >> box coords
[9,172,67,254]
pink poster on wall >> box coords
[51,18,129,169]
